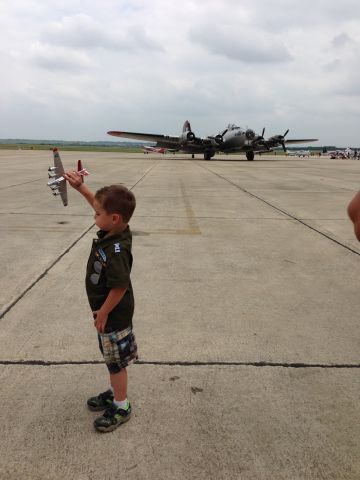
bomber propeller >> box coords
[252,127,269,149]
[268,129,290,152]
[207,127,229,145]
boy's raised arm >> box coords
[64,171,95,209]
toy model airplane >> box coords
[47,148,89,206]
[108,120,318,161]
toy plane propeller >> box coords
[47,148,89,206]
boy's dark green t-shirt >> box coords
[86,226,134,333]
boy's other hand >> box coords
[93,310,108,333]
[64,170,83,189]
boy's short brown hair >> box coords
[95,185,136,223]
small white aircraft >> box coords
[287,150,310,157]
[142,145,168,154]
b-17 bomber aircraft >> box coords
[108,120,318,161]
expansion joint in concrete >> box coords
[1,360,360,369]
[0,178,44,190]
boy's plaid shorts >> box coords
[98,327,138,374]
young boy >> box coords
[64,171,138,433]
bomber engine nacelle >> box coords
[245,129,255,140]
[181,130,195,143]
[206,128,228,146]
[267,129,289,152]
[213,134,224,145]
[204,135,223,146]
[268,135,281,143]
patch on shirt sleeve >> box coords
[114,243,121,253]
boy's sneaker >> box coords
[87,389,114,411]
[94,402,132,432]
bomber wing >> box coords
[285,138,318,144]
[108,121,203,150]
[261,130,318,152]
[107,130,181,145]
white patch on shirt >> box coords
[114,243,121,253]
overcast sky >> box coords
[0,0,359,146]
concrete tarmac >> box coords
[1,150,360,479]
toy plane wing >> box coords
[51,148,68,206]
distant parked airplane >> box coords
[142,145,168,154]
[287,150,310,157]
[108,120,318,161]
[324,147,354,159]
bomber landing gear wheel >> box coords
[246,151,255,161]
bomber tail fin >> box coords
[182,120,192,133]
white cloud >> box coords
[190,26,292,64]
[30,42,95,72]
[40,13,163,52]
[332,33,353,48]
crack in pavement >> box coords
[0,178,44,190]
[1,360,360,369]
